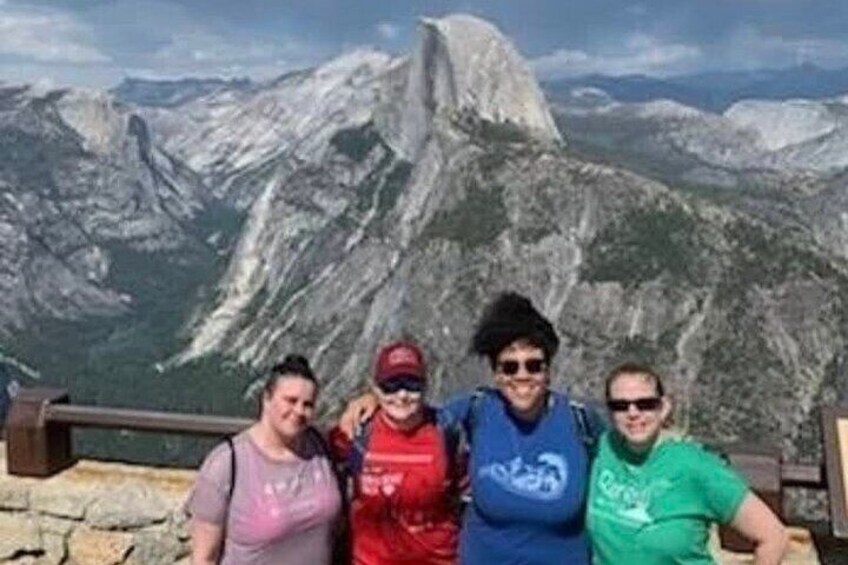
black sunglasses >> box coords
[606,397,663,412]
[376,375,425,394]
[497,358,547,376]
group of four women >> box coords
[187,292,788,564]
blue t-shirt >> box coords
[442,389,592,565]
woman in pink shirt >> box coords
[187,355,342,565]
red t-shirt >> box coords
[329,408,460,565]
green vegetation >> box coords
[422,181,508,249]
[330,121,385,162]
[581,205,706,288]
[376,161,413,216]
[720,220,838,291]
[352,153,394,214]
[477,119,531,144]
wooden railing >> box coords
[4,387,251,476]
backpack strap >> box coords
[461,386,490,444]
[224,436,236,501]
[568,399,604,459]
[347,415,374,482]
[434,407,463,491]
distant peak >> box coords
[385,13,561,157]
[313,48,393,78]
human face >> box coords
[494,341,549,421]
[373,378,425,428]
[262,375,317,441]
[607,373,670,453]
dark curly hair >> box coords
[471,292,560,369]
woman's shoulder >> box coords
[196,433,246,481]
[655,434,731,468]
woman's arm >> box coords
[727,492,788,565]
[191,518,225,565]
[337,389,480,438]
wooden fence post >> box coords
[5,387,73,477]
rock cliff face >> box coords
[1,14,847,472]
[139,50,396,207]
[0,84,207,338]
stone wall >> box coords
[0,442,193,564]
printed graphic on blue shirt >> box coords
[478,452,568,501]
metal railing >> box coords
[46,404,251,436]
[4,387,251,477]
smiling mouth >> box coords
[509,382,539,396]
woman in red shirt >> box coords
[330,341,461,565]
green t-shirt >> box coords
[587,432,748,565]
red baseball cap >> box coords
[374,341,426,382]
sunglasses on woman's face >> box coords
[496,358,547,376]
[606,397,663,412]
[376,375,425,395]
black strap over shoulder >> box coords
[224,436,236,501]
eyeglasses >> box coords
[606,397,663,412]
[376,375,425,395]
[496,358,547,376]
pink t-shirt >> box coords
[187,430,342,565]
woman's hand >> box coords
[338,392,379,438]
[729,492,788,565]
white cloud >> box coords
[146,27,323,80]
[723,25,848,69]
[532,34,701,78]
[0,5,109,63]
[376,21,400,40]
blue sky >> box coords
[2,0,848,88]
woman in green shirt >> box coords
[587,363,788,565]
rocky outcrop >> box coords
[380,14,561,158]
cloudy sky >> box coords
[2,0,848,88]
